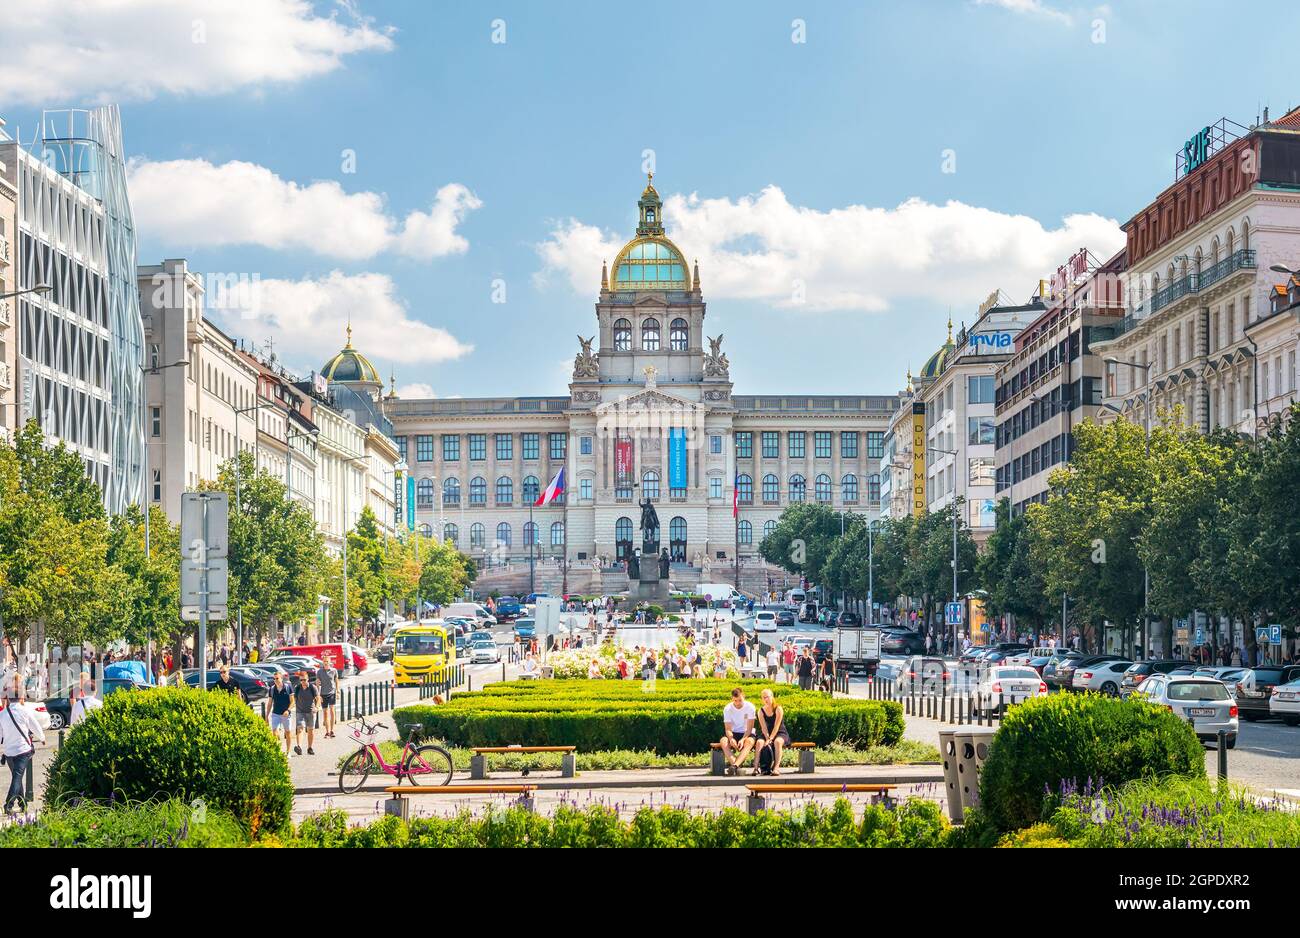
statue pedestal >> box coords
[631,539,668,603]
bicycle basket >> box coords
[348,723,379,742]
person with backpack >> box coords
[1,690,44,814]
[292,670,320,756]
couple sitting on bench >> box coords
[719,687,790,776]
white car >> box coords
[753,611,778,633]
[1138,675,1238,747]
[1007,646,1067,667]
[1191,666,1248,689]
[1070,659,1133,696]
[4,700,51,733]
[1269,678,1300,727]
[469,640,501,664]
[974,666,1048,715]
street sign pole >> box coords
[199,496,209,690]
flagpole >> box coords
[528,498,535,596]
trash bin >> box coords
[952,725,998,817]
[938,728,961,823]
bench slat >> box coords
[471,746,576,754]
[710,741,815,749]
[386,785,537,794]
[745,784,896,794]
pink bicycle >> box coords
[338,714,454,793]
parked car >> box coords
[268,643,354,673]
[1119,660,1197,698]
[1070,659,1134,696]
[1041,652,1083,689]
[958,646,991,665]
[753,610,778,633]
[468,630,494,646]
[181,668,270,702]
[1007,645,1068,667]
[1137,675,1238,747]
[469,639,501,664]
[1056,654,1124,691]
[1268,678,1300,726]
[974,666,1048,715]
[894,655,950,696]
[1234,665,1300,721]
[775,610,795,629]
[879,628,926,656]
[262,656,323,681]
[1191,666,1247,688]
[494,597,522,621]
[525,592,549,605]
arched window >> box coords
[642,469,660,499]
[1194,247,1203,275]
[470,522,485,548]
[763,519,777,540]
[841,474,858,503]
[1226,228,1235,257]
[868,473,881,504]
[613,318,631,351]
[736,474,753,505]
[762,473,779,503]
[789,474,806,503]
[550,521,565,546]
[815,474,832,503]
[615,516,633,561]
[641,318,660,351]
[1211,236,1220,265]
[495,522,512,547]
[738,519,753,544]
[670,318,688,351]
[469,476,487,504]
[495,476,513,503]
[1242,218,1250,253]
[416,478,434,506]
[443,523,458,545]
[418,523,433,537]
[442,477,460,505]
[523,521,538,546]
[522,475,540,504]
[669,516,687,543]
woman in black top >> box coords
[754,688,791,775]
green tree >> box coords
[106,504,183,655]
[978,499,1054,635]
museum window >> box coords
[469,476,487,504]
[841,431,858,459]
[670,318,688,350]
[551,521,565,546]
[523,522,537,547]
[396,435,408,462]
[814,473,832,503]
[442,434,460,461]
[814,432,832,459]
[522,475,540,503]
[614,319,632,351]
[416,434,434,462]
[738,520,753,545]
[443,523,458,546]
[761,431,779,459]
[736,474,753,505]
[841,474,858,502]
[416,478,434,506]
[763,519,777,541]
[867,431,884,459]
[580,436,592,455]
[735,432,753,459]
[789,474,806,502]
[762,474,779,503]
[868,473,881,504]
[788,431,805,459]
[642,469,660,499]
[522,433,539,460]
[579,478,593,500]
[642,318,660,351]
[495,476,513,504]
[442,477,460,505]
[710,435,722,454]
[469,434,486,461]
[495,433,513,461]
[470,523,485,549]
[550,432,566,460]
[709,477,723,499]
[496,522,512,547]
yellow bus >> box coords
[392,622,453,687]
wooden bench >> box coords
[470,745,577,779]
[744,783,898,815]
[709,741,817,776]
[383,784,538,820]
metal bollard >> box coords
[940,691,946,723]
[58,729,65,750]
[998,693,1005,721]
[25,754,34,802]
[1217,730,1228,779]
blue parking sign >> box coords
[1269,624,1283,646]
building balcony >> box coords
[0,299,9,327]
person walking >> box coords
[1,691,43,814]
[267,672,293,754]
[782,641,796,684]
[70,684,101,726]
[213,665,242,698]
[292,670,320,756]
[318,654,339,739]
[737,635,748,671]
[765,643,779,681]
[796,647,815,691]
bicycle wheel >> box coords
[403,744,454,787]
[338,748,377,794]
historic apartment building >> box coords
[0,117,17,438]
[383,177,899,575]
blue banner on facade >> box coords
[669,427,687,490]
[406,474,416,531]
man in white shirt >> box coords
[1,693,45,814]
[70,686,102,726]
[520,654,541,679]
[718,687,756,775]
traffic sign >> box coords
[1194,626,1205,646]
[181,555,228,621]
[180,492,228,557]
[1269,624,1283,646]
[945,602,964,626]
[180,492,230,622]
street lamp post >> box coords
[341,454,368,641]
[137,358,186,680]
[1104,357,1153,659]
[0,284,51,302]
[930,447,961,651]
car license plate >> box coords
[1279,693,1295,700]
[1188,708,1215,717]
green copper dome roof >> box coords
[321,326,382,385]
[609,173,691,290]
[920,318,956,378]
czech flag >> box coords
[536,466,566,507]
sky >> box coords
[1,0,1297,399]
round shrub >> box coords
[977,693,1205,833]
[45,686,293,834]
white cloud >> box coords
[973,0,1073,26]
[536,185,1123,313]
[0,0,394,106]
[127,159,481,260]
[218,270,472,371]
[396,383,437,399]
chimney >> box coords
[1264,106,1270,124]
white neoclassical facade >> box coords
[382,177,899,584]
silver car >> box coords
[1138,675,1238,748]
[470,640,500,664]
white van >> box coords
[785,588,807,608]
[696,583,741,606]
[445,602,497,626]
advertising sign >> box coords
[615,438,634,486]
[668,427,687,490]
[967,331,1015,354]
[406,473,415,531]
[911,403,926,517]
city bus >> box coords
[392,622,453,687]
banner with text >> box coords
[668,427,687,490]
[615,438,634,486]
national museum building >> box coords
[375,177,899,586]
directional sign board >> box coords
[945,602,964,626]
[180,492,230,621]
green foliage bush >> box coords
[45,686,293,834]
[977,693,1205,833]
[394,679,903,753]
[0,798,250,847]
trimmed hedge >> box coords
[394,679,902,754]
[977,693,1205,833]
[45,686,294,835]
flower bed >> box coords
[547,640,737,679]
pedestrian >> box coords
[292,671,320,756]
[737,635,748,670]
[796,648,815,691]
[587,658,604,679]
[267,672,293,754]
[765,643,779,681]
[318,654,339,739]
[642,647,656,681]
[0,690,43,814]
[70,684,101,726]
[782,642,796,684]
[616,653,629,680]
[819,650,836,693]
[213,665,241,697]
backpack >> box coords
[756,741,776,775]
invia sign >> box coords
[1183,125,1211,176]
[968,331,1014,353]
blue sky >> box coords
[2,0,1296,397]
